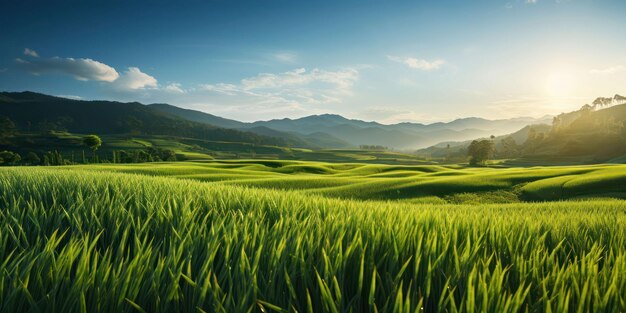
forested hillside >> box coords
[0,92,301,147]
[418,95,626,164]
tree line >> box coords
[0,134,180,166]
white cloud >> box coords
[200,83,240,96]
[15,50,164,93]
[164,83,185,94]
[272,52,298,63]
[387,55,446,71]
[17,56,119,82]
[24,48,39,57]
[526,0,538,4]
[202,68,359,106]
[113,67,158,90]
[242,68,357,92]
[590,65,626,74]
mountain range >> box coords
[2,91,552,150]
[149,102,551,149]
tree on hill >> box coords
[467,139,495,166]
[615,94,626,104]
[83,134,102,152]
[83,134,102,161]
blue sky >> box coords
[1,0,625,123]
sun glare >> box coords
[545,70,577,98]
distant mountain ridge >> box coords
[153,105,551,149]
[3,91,551,150]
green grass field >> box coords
[73,160,626,203]
[1,162,625,312]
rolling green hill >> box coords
[72,159,626,203]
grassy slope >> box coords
[0,167,625,312]
[75,160,626,202]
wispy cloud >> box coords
[526,0,538,4]
[202,67,359,106]
[200,83,239,96]
[272,52,298,64]
[590,65,626,74]
[24,48,39,57]
[360,107,440,124]
[55,94,83,100]
[164,83,186,94]
[387,55,446,71]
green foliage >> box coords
[467,139,495,166]
[83,134,102,152]
[25,152,41,164]
[115,148,178,163]
[499,136,519,158]
[43,150,70,166]
[0,167,624,312]
[0,150,20,165]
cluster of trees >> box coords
[113,148,178,163]
[0,148,179,166]
[0,150,21,165]
[0,134,180,166]
[467,139,495,166]
[466,129,551,166]
[359,145,388,150]
[0,150,73,166]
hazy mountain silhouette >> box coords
[3,91,552,150]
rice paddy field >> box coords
[76,160,626,203]
[1,161,626,312]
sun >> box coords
[545,70,577,98]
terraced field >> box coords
[1,162,625,312]
[76,160,626,203]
